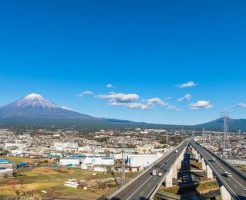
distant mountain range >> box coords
[0,93,245,131]
[0,93,156,130]
[195,118,246,132]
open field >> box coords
[3,156,55,164]
[0,159,137,200]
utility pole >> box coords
[202,128,206,143]
[222,111,229,149]
[166,132,169,147]
[121,144,125,184]
[193,127,196,138]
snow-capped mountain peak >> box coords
[14,93,59,109]
[23,93,43,100]
[0,93,94,120]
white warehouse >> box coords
[127,154,163,168]
[82,156,115,166]
[59,158,81,167]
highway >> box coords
[109,141,188,200]
[191,140,246,200]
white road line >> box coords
[126,176,152,200]
[126,144,187,200]
[216,159,246,196]
[195,145,240,200]
[202,146,246,193]
[158,151,177,171]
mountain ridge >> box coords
[0,93,245,131]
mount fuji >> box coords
[0,93,94,119]
[0,93,143,129]
[0,93,246,131]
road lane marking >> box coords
[158,151,177,171]
[126,176,152,200]
[201,146,246,194]
[193,144,240,200]
[216,159,246,196]
[126,144,188,200]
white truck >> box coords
[152,169,158,176]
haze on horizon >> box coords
[0,0,246,125]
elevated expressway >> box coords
[190,140,246,200]
[108,140,189,200]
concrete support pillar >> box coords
[172,162,178,179]
[198,154,202,163]
[207,165,213,179]
[165,167,173,187]
[177,157,182,169]
[194,150,199,160]
[191,147,196,155]
[220,185,231,200]
[202,158,206,170]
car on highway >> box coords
[158,172,163,177]
[209,157,216,162]
[175,149,179,153]
[222,171,232,177]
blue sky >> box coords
[0,0,246,125]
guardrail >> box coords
[107,140,188,200]
[197,143,246,181]
[190,141,246,200]
[106,147,174,200]
[148,142,188,200]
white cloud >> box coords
[237,102,246,108]
[78,90,93,97]
[126,103,151,110]
[179,81,197,88]
[190,100,212,109]
[177,94,192,102]
[146,97,167,106]
[108,101,151,110]
[97,92,167,110]
[167,105,178,110]
[106,84,113,88]
[97,92,139,103]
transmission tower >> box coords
[222,111,229,148]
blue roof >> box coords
[0,159,11,163]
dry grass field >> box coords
[0,157,137,200]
